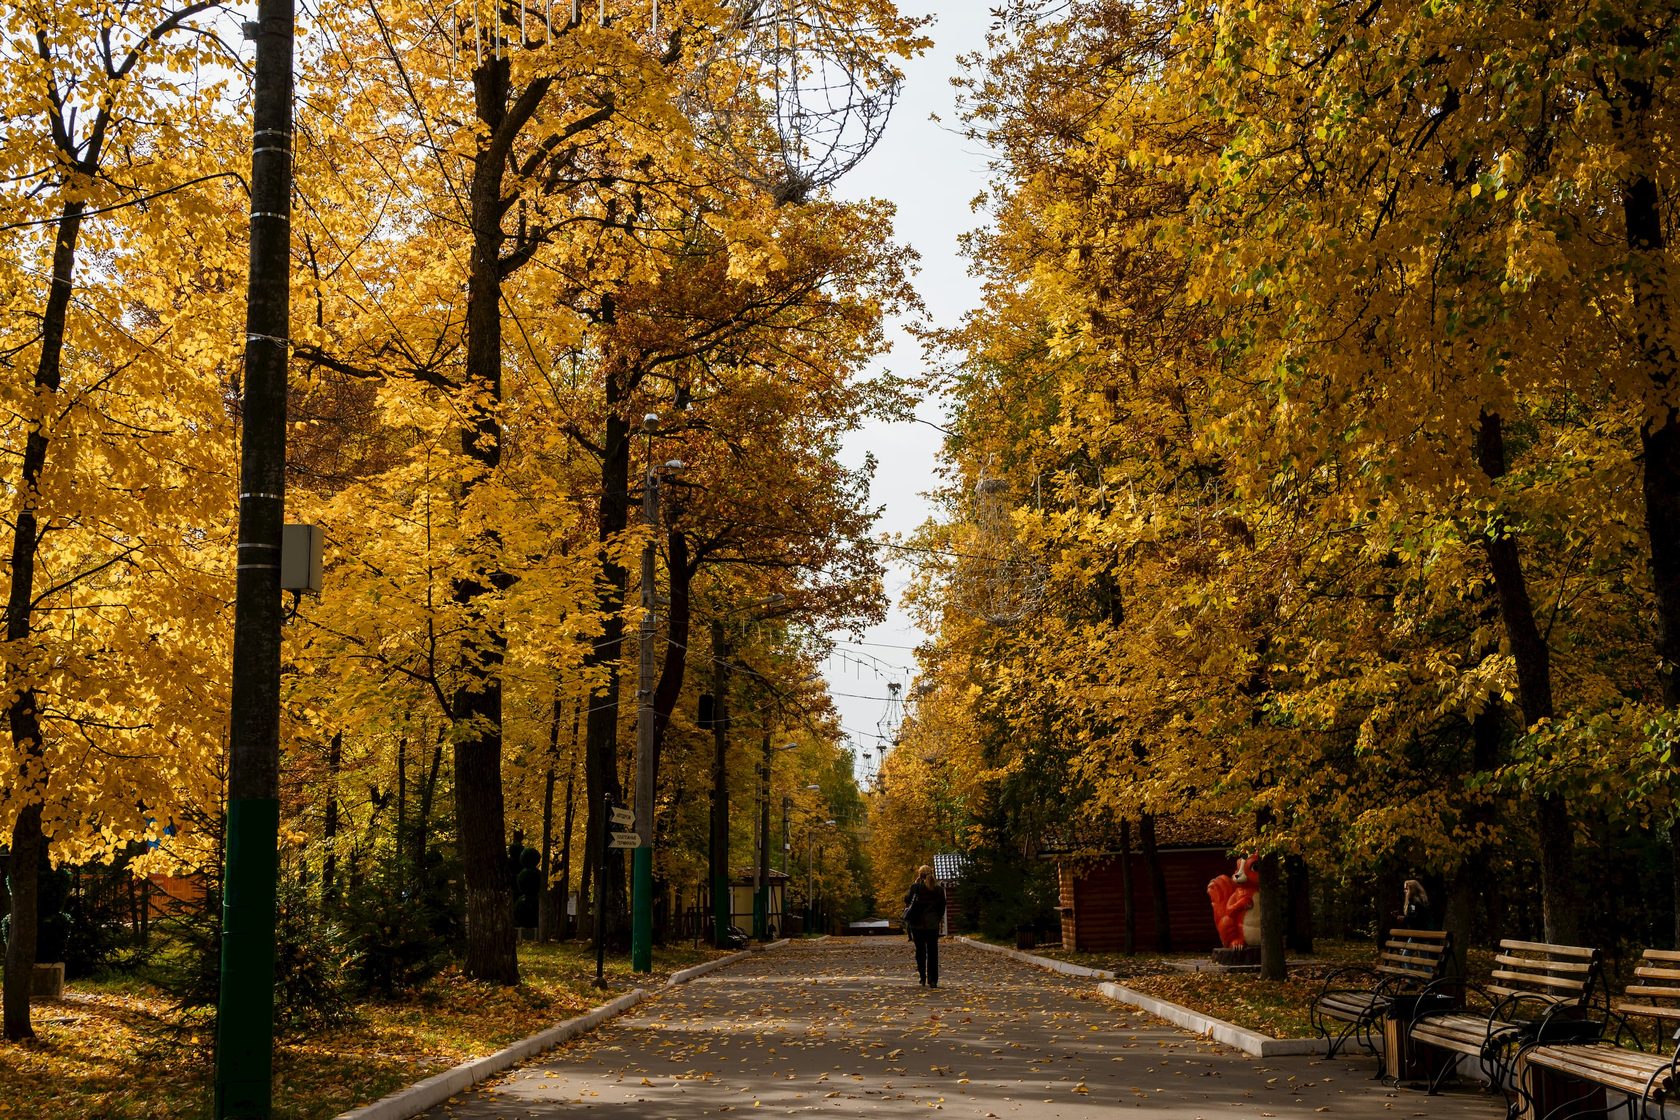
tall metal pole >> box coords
[631,456,657,972]
[215,0,293,1113]
[708,622,731,949]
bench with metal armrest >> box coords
[1514,949,1680,1120]
[1406,939,1604,1099]
[1311,928,1454,1068]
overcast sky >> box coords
[819,7,995,786]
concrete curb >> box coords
[1098,981,1322,1058]
[668,951,751,985]
[332,989,646,1120]
[670,936,797,984]
[955,936,1116,980]
[335,940,796,1120]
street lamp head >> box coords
[664,459,685,471]
[642,412,660,433]
[804,783,821,791]
[824,819,837,827]
[783,742,798,751]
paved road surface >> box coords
[421,938,1501,1119]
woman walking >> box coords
[904,864,947,987]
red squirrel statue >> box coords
[1207,854,1262,949]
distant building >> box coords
[932,852,968,933]
[1057,844,1232,952]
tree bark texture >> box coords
[539,761,556,942]
[1118,818,1136,956]
[1138,814,1173,954]
[323,732,342,905]
[1285,856,1313,954]
[1614,65,1680,942]
[1258,851,1287,980]
[3,199,85,1042]
[1475,410,1579,945]
[449,51,520,985]
[556,736,579,939]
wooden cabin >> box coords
[1058,844,1235,953]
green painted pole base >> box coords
[753,887,766,941]
[214,797,280,1120]
[712,873,730,947]
[631,846,652,973]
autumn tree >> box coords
[0,0,242,1040]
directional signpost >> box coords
[611,809,638,848]
[596,803,640,985]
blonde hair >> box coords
[916,864,938,887]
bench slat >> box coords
[1499,939,1598,959]
[1491,970,1590,992]
[1526,1049,1671,1097]
[1493,954,1595,975]
[1614,1003,1680,1019]
[1635,967,1680,982]
[1642,949,1680,963]
[1623,984,1680,1000]
[1413,1013,1516,1057]
[1527,1045,1674,1082]
[1380,948,1447,962]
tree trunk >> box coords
[537,693,563,942]
[556,733,579,939]
[1259,851,1287,980]
[539,762,556,943]
[396,735,407,893]
[1118,819,1136,956]
[3,806,44,1042]
[323,731,342,906]
[1138,813,1173,954]
[444,50,524,986]
[709,621,733,947]
[1285,856,1313,953]
[413,741,444,880]
[1475,410,1579,944]
[3,198,85,1043]
[1613,66,1680,942]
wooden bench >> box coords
[1514,949,1680,1120]
[1406,939,1603,1096]
[1311,928,1453,1065]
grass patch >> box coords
[0,940,725,1120]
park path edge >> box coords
[952,935,1321,1059]
[331,940,791,1120]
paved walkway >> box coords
[421,938,1502,1119]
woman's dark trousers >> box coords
[912,929,939,986]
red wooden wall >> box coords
[1059,848,1235,953]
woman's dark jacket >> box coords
[904,881,947,933]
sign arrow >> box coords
[608,831,642,849]
[610,808,636,828]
